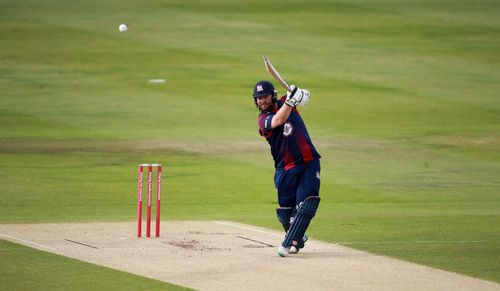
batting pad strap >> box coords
[282,196,320,247]
[276,207,294,231]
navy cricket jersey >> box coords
[258,97,321,170]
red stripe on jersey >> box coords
[283,146,295,170]
[298,134,314,163]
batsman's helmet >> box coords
[253,80,277,103]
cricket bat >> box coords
[263,55,293,93]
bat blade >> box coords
[263,55,292,92]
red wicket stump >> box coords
[137,163,162,237]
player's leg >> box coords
[280,159,321,257]
[274,167,297,207]
[276,206,305,254]
[276,207,293,231]
[280,196,320,256]
[274,167,299,257]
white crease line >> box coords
[0,233,57,251]
[213,221,282,238]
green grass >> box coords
[1,0,500,288]
[0,240,191,291]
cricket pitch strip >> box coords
[0,221,498,291]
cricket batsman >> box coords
[253,80,321,257]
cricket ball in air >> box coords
[119,24,128,32]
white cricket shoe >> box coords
[278,246,291,257]
[290,235,308,254]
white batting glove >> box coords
[285,85,303,107]
[298,88,310,106]
[285,85,310,107]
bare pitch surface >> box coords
[0,221,498,291]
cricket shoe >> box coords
[277,246,291,257]
[290,235,308,254]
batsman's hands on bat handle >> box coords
[285,85,310,107]
[299,88,310,106]
[285,85,301,107]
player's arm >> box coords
[270,102,293,128]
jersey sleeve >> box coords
[258,113,274,137]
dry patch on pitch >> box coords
[0,221,498,291]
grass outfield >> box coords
[1,0,499,288]
[0,239,191,290]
